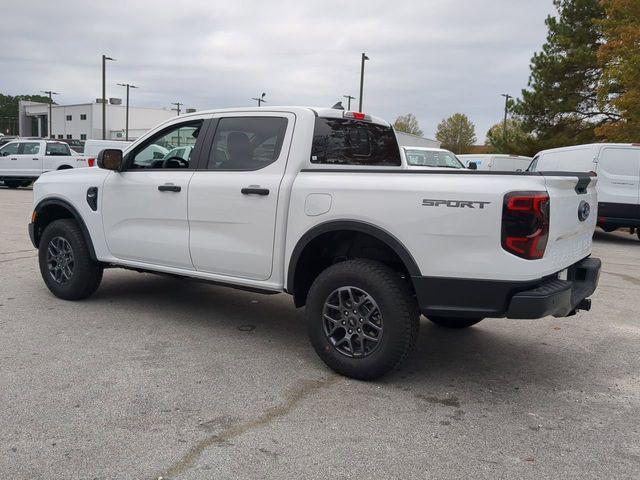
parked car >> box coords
[28,107,600,379]
[0,140,95,188]
[0,136,19,147]
[459,154,534,172]
[401,147,466,170]
[83,139,133,158]
[529,143,640,239]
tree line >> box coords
[394,0,639,155]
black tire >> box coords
[428,316,483,329]
[38,219,103,300]
[4,179,21,189]
[306,259,419,380]
[21,180,33,188]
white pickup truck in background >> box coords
[0,139,95,188]
[28,107,601,379]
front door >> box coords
[17,141,43,176]
[188,113,294,280]
[102,119,207,269]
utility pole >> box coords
[358,53,369,112]
[251,92,267,107]
[41,90,58,138]
[500,93,512,145]
[102,54,115,140]
[171,102,183,116]
[117,83,138,141]
[343,95,355,110]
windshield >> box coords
[405,149,464,168]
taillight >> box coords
[343,111,371,121]
[501,191,550,260]
[87,158,96,167]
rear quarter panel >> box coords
[286,171,593,283]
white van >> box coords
[83,139,133,158]
[529,143,640,238]
[458,154,533,172]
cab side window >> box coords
[207,117,288,170]
[128,121,202,170]
[46,143,71,156]
[0,143,19,156]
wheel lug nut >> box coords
[359,318,363,322]
[344,311,348,315]
[353,310,357,313]
[348,329,352,334]
[341,321,346,325]
[357,328,361,333]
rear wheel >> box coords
[38,219,103,300]
[4,179,21,189]
[428,316,484,329]
[306,259,419,380]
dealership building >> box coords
[18,99,179,141]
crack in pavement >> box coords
[0,254,37,264]
[159,375,341,479]
[0,249,35,255]
[603,270,640,287]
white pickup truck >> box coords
[0,139,95,188]
[28,107,601,379]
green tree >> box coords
[435,113,477,154]
[513,0,613,148]
[393,113,423,137]
[596,0,640,141]
[485,119,539,156]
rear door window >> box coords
[311,118,401,166]
[207,117,288,171]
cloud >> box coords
[0,0,555,140]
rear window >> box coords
[311,118,401,166]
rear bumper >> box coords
[413,257,601,319]
[597,202,640,229]
[505,257,601,318]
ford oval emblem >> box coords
[578,201,590,222]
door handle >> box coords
[33,158,39,161]
[10,158,17,161]
[158,184,181,192]
[241,187,269,196]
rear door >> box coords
[597,146,640,206]
[188,113,295,280]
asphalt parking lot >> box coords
[1,186,638,480]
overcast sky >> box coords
[1,0,555,141]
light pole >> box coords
[102,55,116,140]
[41,90,58,138]
[500,93,512,145]
[343,95,355,110]
[358,53,369,112]
[117,83,138,141]
[251,92,267,107]
[171,102,183,116]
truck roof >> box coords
[166,106,391,127]
[537,143,640,156]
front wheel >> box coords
[38,219,103,300]
[306,259,419,380]
[428,316,484,329]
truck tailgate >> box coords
[543,173,598,271]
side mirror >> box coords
[468,161,478,170]
[97,149,123,171]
